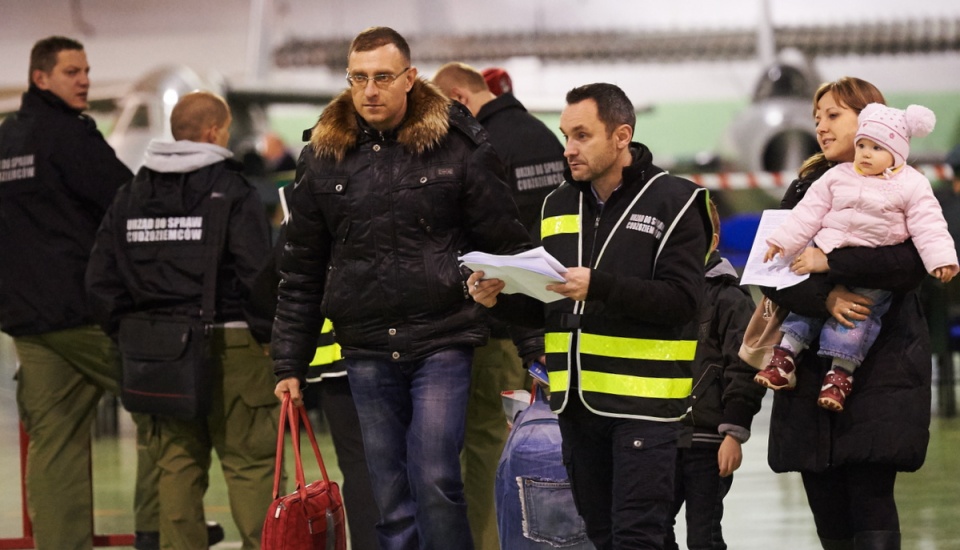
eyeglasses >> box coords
[346,67,410,89]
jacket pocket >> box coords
[517,477,591,547]
[313,176,349,195]
[311,175,349,222]
[397,166,462,231]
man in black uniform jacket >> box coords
[0,35,179,550]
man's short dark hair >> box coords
[565,83,636,136]
[348,27,411,64]
[30,36,84,83]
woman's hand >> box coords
[467,270,504,308]
[826,285,874,329]
[790,247,829,275]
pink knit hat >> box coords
[855,103,936,168]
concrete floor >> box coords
[1,334,959,549]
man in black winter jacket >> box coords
[433,61,564,550]
[0,36,153,550]
[271,27,532,549]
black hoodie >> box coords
[85,140,274,342]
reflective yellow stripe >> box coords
[551,370,570,392]
[310,342,342,366]
[545,332,696,361]
[311,318,341,366]
[541,215,579,238]
[548,367,689,399]
[580,371,691,399]
[545,332,571,353]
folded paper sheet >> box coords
[739,209,811,290]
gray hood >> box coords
[706,256,738,280]
[143,140,233,173]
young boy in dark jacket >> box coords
[665,201,766,550]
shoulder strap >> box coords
[201,176,230,325]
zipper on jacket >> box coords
[588,204,603,268]
[688,364,721,425]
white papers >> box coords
[739,209,811,290]
[459,247,568,303]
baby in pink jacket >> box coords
[755,103,958,412]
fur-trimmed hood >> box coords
[309,79,452,163]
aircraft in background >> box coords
[107,65,335,173]
[716,55,821,173]
[713,0,820,174]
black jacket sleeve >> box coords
[826,240,927,292]
[716,285,766,436]
[85,192,133,337]
[461,141,533,256]
[463,141,544,360]
[228,182,275,344]
[55,116,133,217]
[270,153,332,384]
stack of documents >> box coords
[459,246,568,303]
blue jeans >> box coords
[781,287,892,368]
[345,346,474,550]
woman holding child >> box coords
[761,77,932,550]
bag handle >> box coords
[529,382,549,405]
[271,394,333,500]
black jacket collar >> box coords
[476,93,526,124]
[21,84,84,117]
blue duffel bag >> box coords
[495,386,594,549]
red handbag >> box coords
[262,394,347,550]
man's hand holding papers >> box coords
[460,247,569,303]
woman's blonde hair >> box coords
[798,77,886,179]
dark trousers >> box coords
[801,463,900,540]
[304,376,380,550]
[558,397,680,550]
[664,445,733,550]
